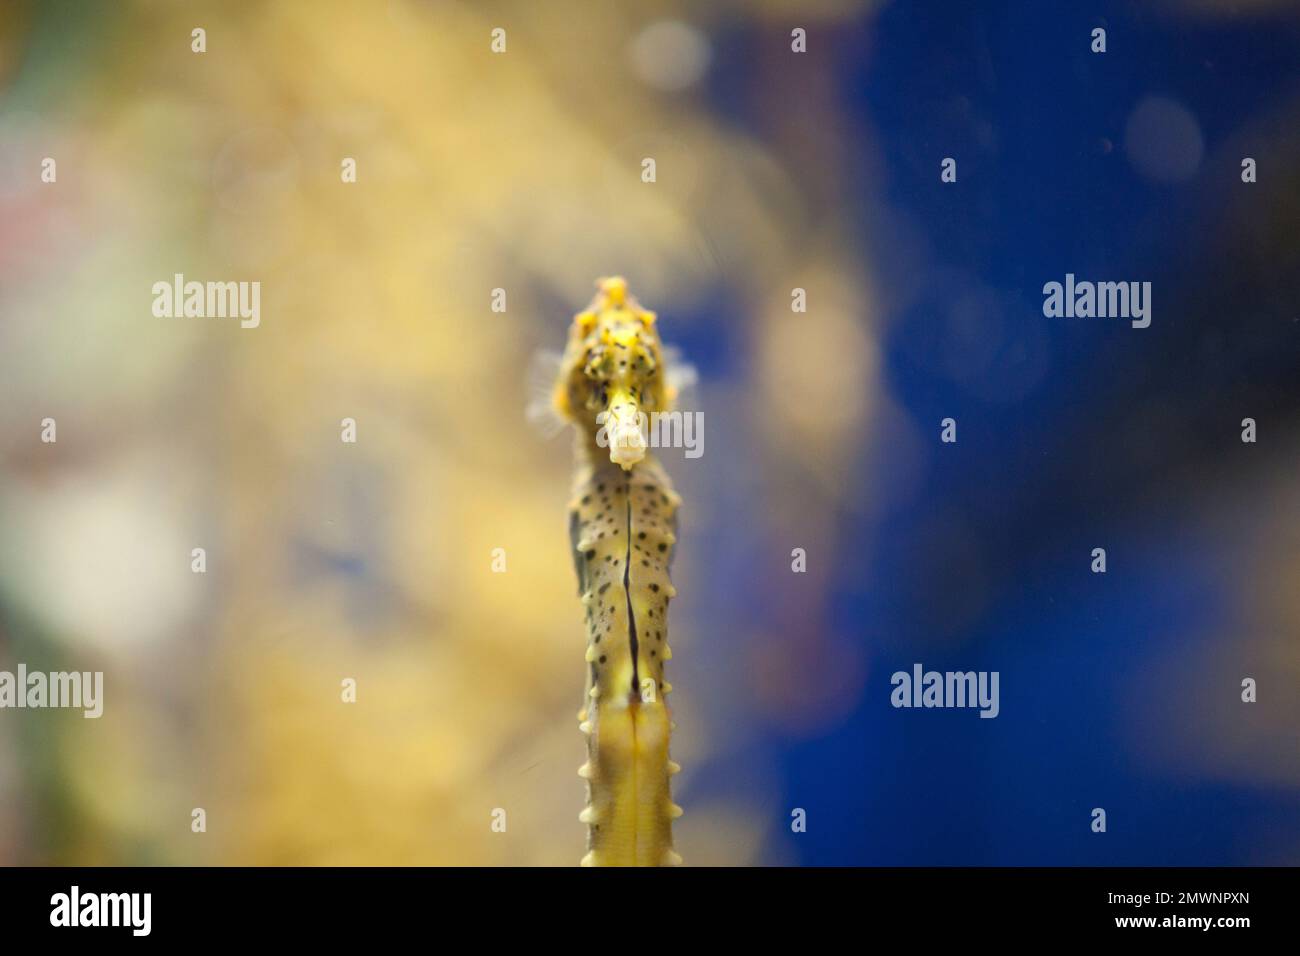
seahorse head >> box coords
[555,277,668,470]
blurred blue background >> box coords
[749,1,1300,865]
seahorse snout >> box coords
[604,393,646,469]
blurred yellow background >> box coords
[0,0,879,865]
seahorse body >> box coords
[555,278,682,867]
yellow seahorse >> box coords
[550,277,684,867]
